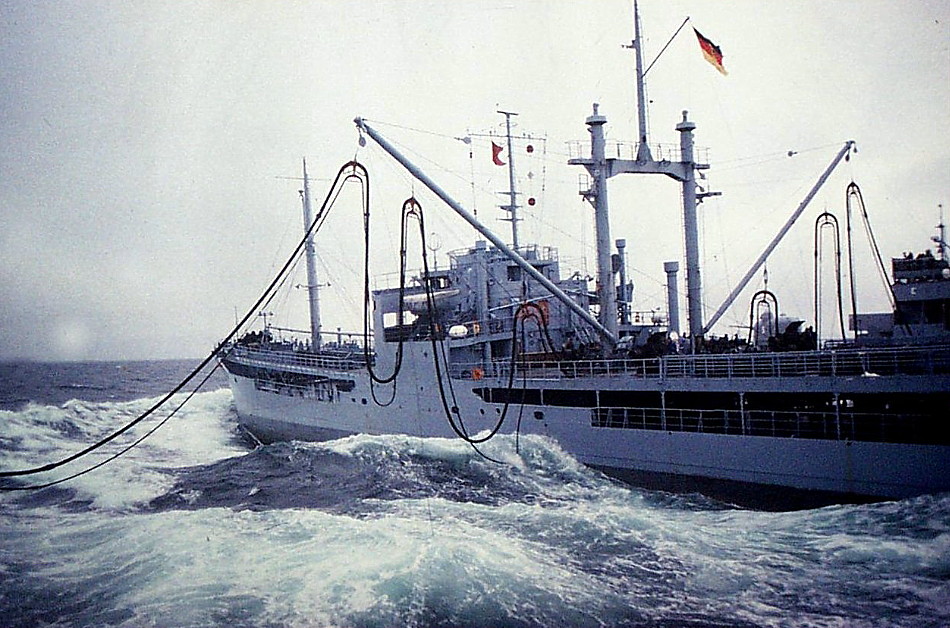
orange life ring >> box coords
[471,367,484,381]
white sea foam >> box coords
[318,431,613,492]
[3,390,949,627]
[1,389,246,509]
[9,501,636,627]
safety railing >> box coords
[453,344,950,381]
[223,344,367,372]
[591,406,944,444]
[566,139,710,165]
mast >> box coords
[498,110,521,248]
[676,111,703,341]
[934,204,948,261]
[631,0,652,162]
[300,158,322,350]
[586,104,619,339]
[570,2,717,349]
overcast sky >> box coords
[1,1,948,361]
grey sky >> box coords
[1,1,947,361]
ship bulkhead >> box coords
[467,345,950,502]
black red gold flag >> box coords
[694,27,727,75]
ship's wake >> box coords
[1,392,949,628]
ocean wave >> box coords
[57,382,112,391]
[1,389,247,510]
[3,389,950,627]
[147,432,638,515]
[9,472,948,627]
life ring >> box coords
[471,367,484,381]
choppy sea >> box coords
[0,359,948,627]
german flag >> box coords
[694,27,727,75]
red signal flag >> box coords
[492,142,505,166]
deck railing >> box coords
[223,340,949,382]
[223,344,366,372]
[591,406,943,444]
[452,344,950,381]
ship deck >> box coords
[451,343,950,381]
[222,341,950,382]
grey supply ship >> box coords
[220,5,949,506]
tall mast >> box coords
[586,104,619,339]
[498,109,521,248]
[571,2,716,348]
[676,111,702,341]
[631,0,652,162]
[300,158,322,350]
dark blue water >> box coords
[1,360,948,627]
[0,359,230,411]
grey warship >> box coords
[221,5,949,505]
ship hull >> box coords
[223,343,950,505]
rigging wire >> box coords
[314,249,362,328]
[848,182,896,310]
[715,142,849,172]
[362,117,466,143]
[0,161,366,485]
